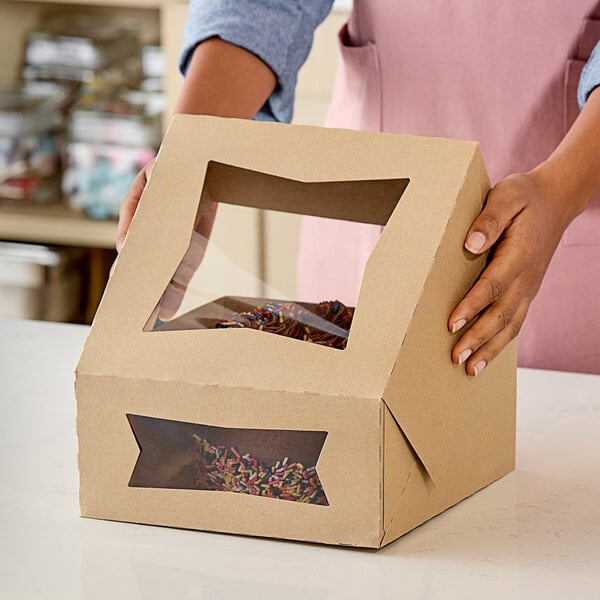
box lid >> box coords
[79,115,487,392]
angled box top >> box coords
[78,115,486,402]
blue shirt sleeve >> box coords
[578,40,600,109]
[180,0,334,123]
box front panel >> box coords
[76,374,382,547]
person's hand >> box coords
[448,171,574,376]
[116,158,155,253]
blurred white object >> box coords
[0,241,85,321]
[142,44,165,80]
[25,18,139,71]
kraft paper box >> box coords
[76,115,516,548]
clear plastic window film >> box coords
[144,161,409,351]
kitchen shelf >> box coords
[0,201,117,248]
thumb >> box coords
[116,159,154,252]
[157,230,210,321]
[464,177,528,254]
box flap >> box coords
[78,115,488,403]
[201,161,408,225]
[381,402,422,541]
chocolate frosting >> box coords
[215,300,354,349]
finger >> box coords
[461,302,528,376]
[156,280,187,321]
[157,230,210,320]
[451,284,527,366]
[116,168,148,252]
[449,248,519,333]
[464,178,528,255]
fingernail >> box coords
[458,348,472,365]
[451,318,467,334]
[473,360,487,376]
[465,231,486,253]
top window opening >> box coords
[144,161,409,350]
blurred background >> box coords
[0,0,350,325]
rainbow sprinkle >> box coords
[192,435,328,505]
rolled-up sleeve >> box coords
[578,41,600,109]
[180,0,334,123]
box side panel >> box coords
[382,148,516,530]
[76,374,382,548]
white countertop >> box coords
[0,317,599,599]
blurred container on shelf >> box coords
[70,91,163,147]
[15,15,164,219]
[63,91,161,220]
[0,82,64,203]
[0,241,86,322]
[25,17,139,71]
[22,15,142,109]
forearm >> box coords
[174,37,277,118]
[170,39,276,262]
[531,88,600,225]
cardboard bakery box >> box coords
[75,115,516,548]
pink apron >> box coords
[298,0,600,374]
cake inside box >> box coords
[127,414,329,505]
[152,295,355,350]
